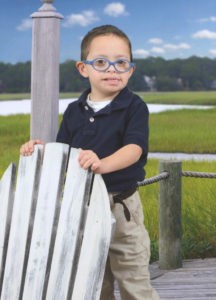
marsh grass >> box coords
[0,115,30,175]
[0,93,80,101]
[138,91,216,105]
[149,108,216,153]
[181,161,216,259]
[0,93,31,101]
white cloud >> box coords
[209,49,216,55]
[192,29,216,39]
[179,43,191,49]
[163,44,177,50]
[16,19,32,31]
[148,38,163,45]
[164,43,191,50]
[133,49,149,58]
[63,10,99,27]
[134,40,191,58]
[199,16,216,23]
[104,2,129,17]
[151,47,165,54]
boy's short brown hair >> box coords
[80,24,133,61]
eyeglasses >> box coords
[82,57,135,73]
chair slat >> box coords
[0,163,16,285]
[22,143,69,300]
[46,148,91,299]
[1,146,43,300]
[71,174,113,300]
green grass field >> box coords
[138,91,216,105]
[1,90,216,104]
[149,108,216,153]
[0,91,216,261]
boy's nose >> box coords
[107,64,116,72]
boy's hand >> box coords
[78,149,101,172]
[20,139,44,156]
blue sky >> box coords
[1,0,216,63]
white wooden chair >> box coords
[0,143,113,300]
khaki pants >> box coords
[100,191,160,300]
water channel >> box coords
[0,99,213,116]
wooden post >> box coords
[30,0,63,142]
[158,160,182,269]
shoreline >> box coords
[148,152,216,161]
[0,99,213,116]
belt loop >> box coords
[112,187,137,221]
[114,198,131,221]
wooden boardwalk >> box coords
[115,258,216,299]
[152,258,216,299]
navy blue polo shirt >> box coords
[56,87,149,192]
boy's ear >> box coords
[76,61,89,78]
[129,65,135,77]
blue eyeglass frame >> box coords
[82,57,135,73]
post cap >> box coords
[41,0,54,3]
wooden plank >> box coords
[22,143,69,300]
[115,259,216,299]
[150,258,216,300]
[45,148,90,299]
[71,173,112,300]
[0,163,16,288]
[1,147,43,300]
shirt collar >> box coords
[78,87,134,114]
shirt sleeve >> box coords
[123,97,149,155]
[56,105,71,144]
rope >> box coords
[182,171,216,179]
[137,171,169,187]
[137,170,216,187]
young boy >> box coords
[20,25,159,300]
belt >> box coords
[112,187,137,222]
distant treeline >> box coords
[1,56,216,93]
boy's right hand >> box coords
[20,139,44,156]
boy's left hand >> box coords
[78,149,101,172]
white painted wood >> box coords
[72,174,112,300]
[45,148,89,299]
[0,144,112,299]
[1,146,43,300]
[22,143,69,300]
[0,164,16,281]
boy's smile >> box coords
[102,75,120,85]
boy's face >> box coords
[76,34,134,100]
